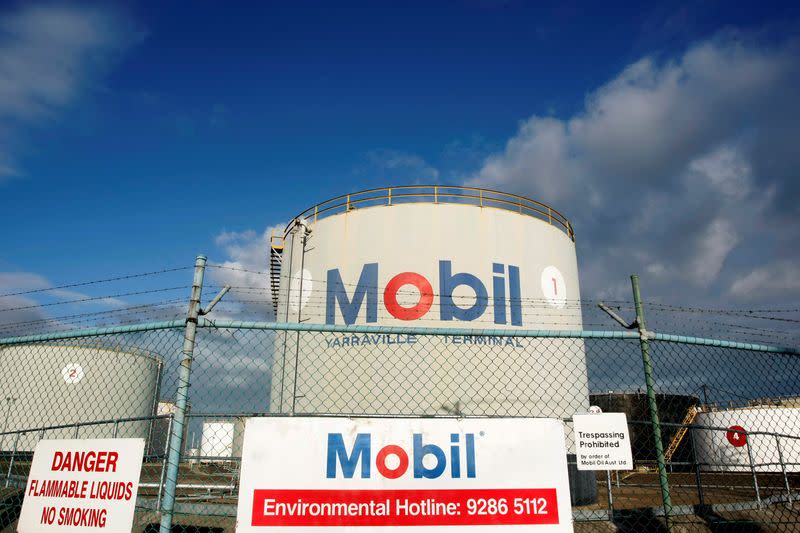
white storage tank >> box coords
[0,343,162,451]
[693,407,800,472]
[199,418,245,459]
[271,187,588,420]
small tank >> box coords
[0,343,162,451]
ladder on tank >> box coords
[664,406,698,462]
[269,232,284,317]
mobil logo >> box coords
[326,261,522,325]
[326,433,476,480]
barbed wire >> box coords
[0,286,187,314]
[0,263,796,345]
[0,298,186,331]
[0,266,190,298]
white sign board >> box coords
[573,413,633,471]
[18,439,145,532]
[237,417,573,532]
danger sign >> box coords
[18,439,144,532]
[726,426,747,447]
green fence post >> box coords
[631,274,673,531]
[159,255,206,532]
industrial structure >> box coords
[268,185,595,503]
[199,417,246,459]
[0,343,162,452]
[692,401,800,473]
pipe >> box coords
[291,221,310,414]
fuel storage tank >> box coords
[692,406,800,472]
[270,186,595,503]
[0,343,162,451]
[271,187,587,419]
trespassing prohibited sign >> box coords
[573,413,633,470]
[236,417,574,532]
[18,439,144,532]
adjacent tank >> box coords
[693,406,800,472]
[0,343,162,451]
[270,186,595,503]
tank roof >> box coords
[284,185,574,241]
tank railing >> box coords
[306,188,570,228]
[284,185,575,241]
[0,413,173,439]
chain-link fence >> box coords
[0,314,798,531]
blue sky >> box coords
[1,1,799,336]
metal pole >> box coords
[5,432,20,488]
[0,397,15,450]
[291,225,309,414]
[775,435,792,507]
[159,255,206,533]
[745,433,761,509]
[605,470,614,519]
[690,427,704,506]
[157,414,174,511]
[631,275,672,531]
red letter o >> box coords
[376,445,409,479]
[384,272,433,320]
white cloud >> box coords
[730,261,800,301]
[687,218,739,287]
[468,32,799,305]
[0,272,50,291]
[0,293,50,334]
[0,4,130,181]
[688,145,753,200]
[472,118,575,203]
[0,271,130,336]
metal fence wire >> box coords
[0,309,798,531]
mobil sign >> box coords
[326,261,557,326]
[236,417,574,532]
